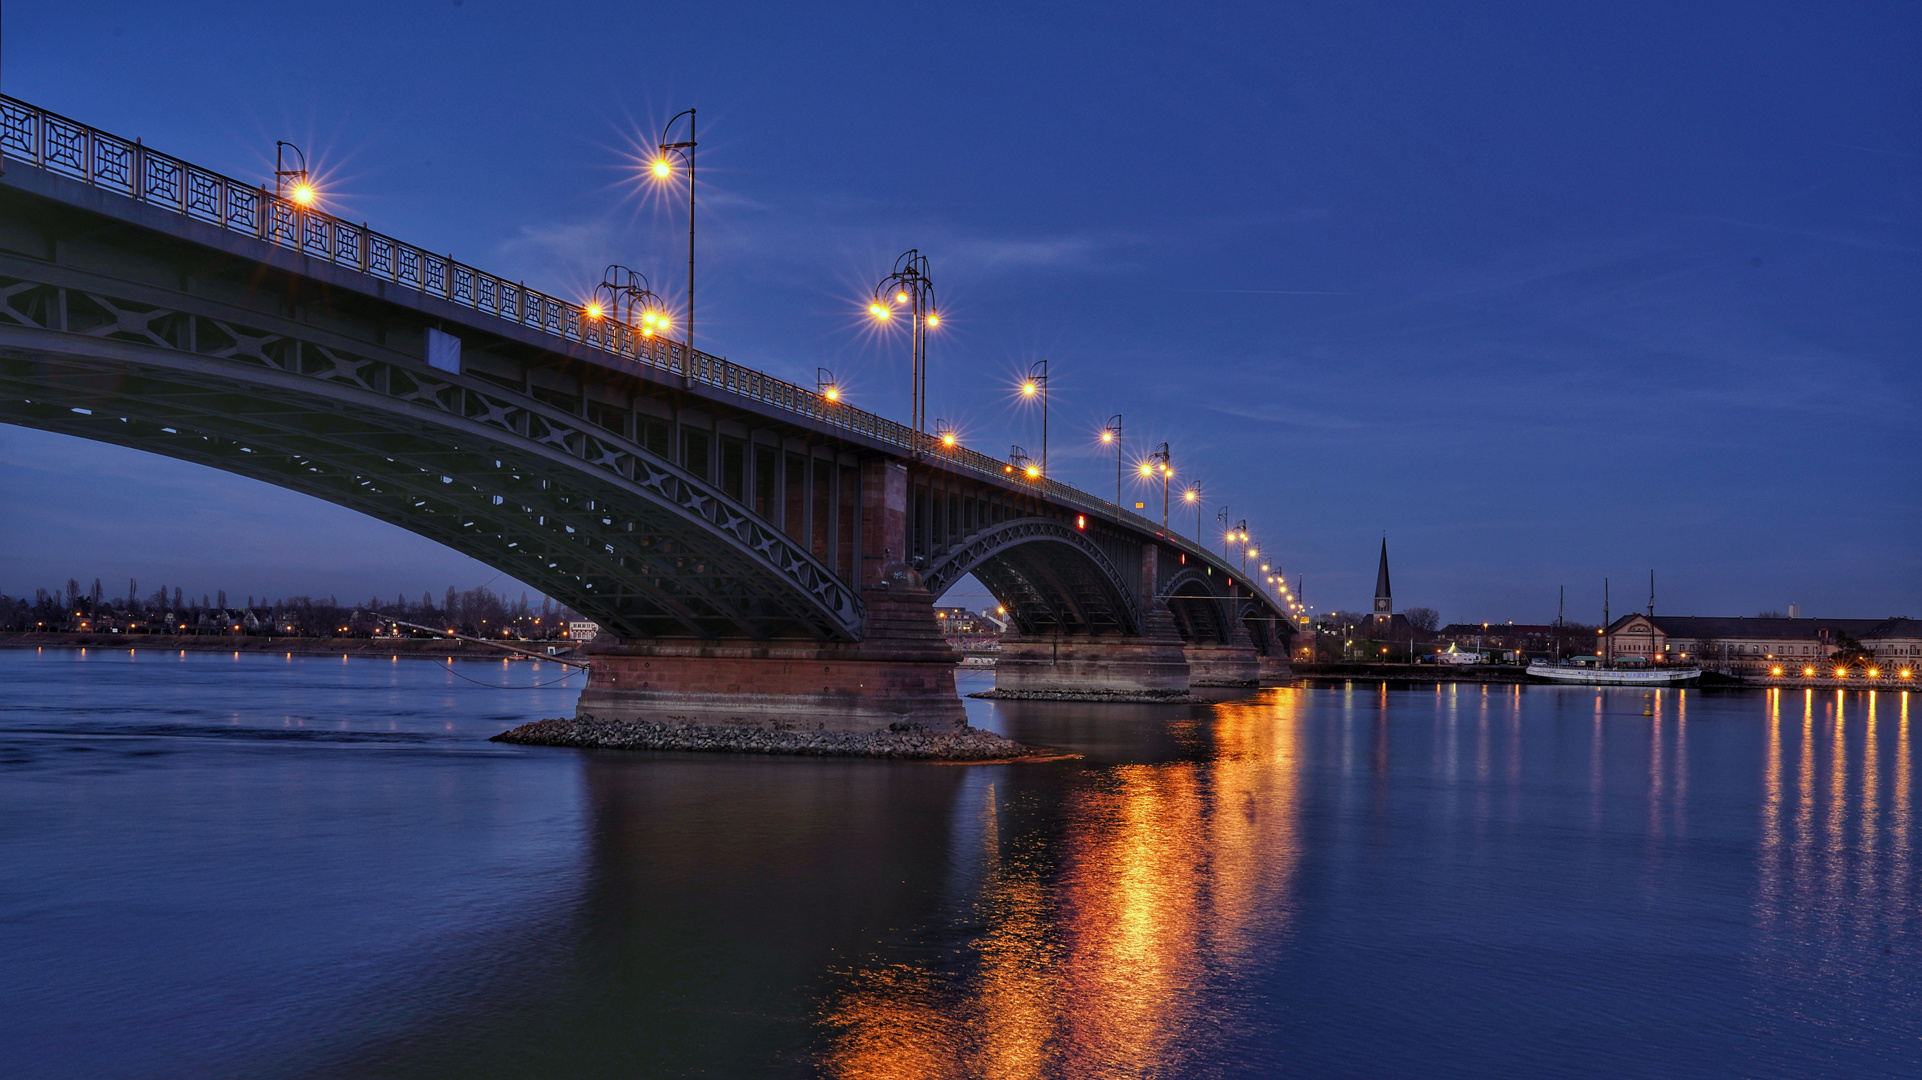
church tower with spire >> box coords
[1373,536,1392,619]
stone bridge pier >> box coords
[991,545,1191,698]
[574,460,967,733]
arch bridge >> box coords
[0,97,1293,731]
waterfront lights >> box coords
[1903,669,1913,679]
[1835,668,1848,678]
[1869,668,1880,678]
[1804,666,1815,676]
[1772,667,1783,676]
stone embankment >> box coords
[493,716,1042,761]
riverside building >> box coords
[1603,615,1922,676]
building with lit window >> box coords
[1603,615,1922,676]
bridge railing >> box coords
[0,95,1285,612]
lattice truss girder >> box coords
[0,275,863,641]
[922,518,1143,638]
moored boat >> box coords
[1526,658,1701,686]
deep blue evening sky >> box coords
[3,1,1917,622]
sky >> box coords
[2,1,1917,624]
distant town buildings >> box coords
[1605,615,1922,675]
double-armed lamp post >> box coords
[869,249,939,441]
[1137,442,1172,527]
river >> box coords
[1,647,1917,1078]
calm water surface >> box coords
[2,648,1918,1078]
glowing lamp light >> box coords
[869,303,889,319]
[1902,669,1913,679]
[1869,668,1880,678]
[941,432,956,447]
[1139,462,1154,476]
[585,302,605,319]
[925,312,939,326]
[1804,666,1815,676]
[1101,430,1114,443]
[1022,381,1038,396]
[1183,489,1197,502]
[1835,668,1848,678]
[1025,465,1041,479]
[1076,514,1086,529]
[651,159,672,178]
[290,184,316,206]
[1771,667,1783,676]
[823,387,839,401]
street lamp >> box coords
[870,249,939,441]
[650,108,697,354]
[1019,360,1049,479]
[1183,487,1200,541]
[592,265,671,352]
[935,419,958,450]
[1136,442,1171,527]
[817,367,840,403]
[1101,414,1122,522]
[274,141,314,206]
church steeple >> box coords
[1373,536,1392,617]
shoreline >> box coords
[0,631,573,661]
[493,716,1046,761]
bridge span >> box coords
[0,96,1295,732]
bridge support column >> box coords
[575,583,966,733]
[991,541,1191,698]
[1258,650,1296,685]
[575,457,967,734]
[1185,618,1260,687]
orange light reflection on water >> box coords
[820,690,1305,1078]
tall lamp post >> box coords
[1184,488,1200,541]
[1020,361,1049,479]
[590,265,671,351]
[1138,445,1170,526]
[870,249,939,440]
[1101,414,1122,521]
[650,109,697,355]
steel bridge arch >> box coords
[921,517,1143,638]
[0,274,863,641]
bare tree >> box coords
[1404,606,1440,633]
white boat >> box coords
[1526,659,1701,686]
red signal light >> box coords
[1076,514,1086,529]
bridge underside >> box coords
[0,313,858,641]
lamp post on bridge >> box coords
[1019,360,1049,479]
[1136,442,1171,528]
[650,109,697,355]
[274,141,315,206]
[1101,414,1122,522]
[1184,487,1201,542]
[869,249,940,442]
[591,265,671,346]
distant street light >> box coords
[870,249,940,440]
[650,108,697,353]
[817,367,840,402]
[1184,487,1200,541]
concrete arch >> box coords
[0,286,862,641]
[921,517,1142,638]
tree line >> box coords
[0,577,577,639]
